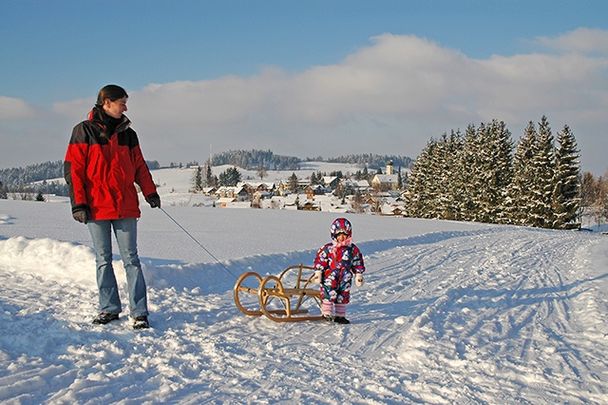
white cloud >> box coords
[0,96,36,120]
[4,30,608,174]
[535,28,608,55]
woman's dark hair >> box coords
[96,84,128,107]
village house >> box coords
[300,199,321,211]
[215,186,249,201]
[371,161,400,191]
[322,176,340,190]
[237,181,276,194]
[380,198,407,216]
[339,178,371,195]
[202,186,217,195]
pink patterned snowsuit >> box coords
[314,241,365,304]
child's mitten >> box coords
[355,274,364,287]
[312,270,322,284]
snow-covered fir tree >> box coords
[218,167,241,187]
[528,116,556,228]
[405,139,437,218]
[192,166,203,192]
[406,116,576,230]
[288,173,299,193]
[552,125,581,228]
[204,160,217,187]
[433,132,462,220]
[450,125,474,221]
[425,137,446,218]
[462,124,487,222]
[480,120,513,223]
[508,121,538,225]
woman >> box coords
[64,84,161,329]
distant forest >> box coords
[306,153,413,171]
[200,149,413,171]
[0,160,68,196]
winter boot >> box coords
[333,303,349,324]
[333,316,350,324]
[132,315,150,330]
[92,312,119,325]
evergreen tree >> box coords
[330,170,344,179]
[310,172,318,184]
[218,167,241,186]
[288,173,299,193]
[508,121,537,225]
[441,131,464,220]
[0,181,7,199]
[397,168,403,190]
[552,125,581,228]
[405,139,437,218]
[205,160,217,187]
[528,116,556,228]
[462,124,487,221]
[192,166,203,192]
[428,133,459,219]
[478,120,513,223]
[35,192,45,202]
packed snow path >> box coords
[1,224,607,403]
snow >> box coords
[1,195,608,403]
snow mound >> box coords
[0,236,98,286]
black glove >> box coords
[72,205,89,224]
[146,193,161,208]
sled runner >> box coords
[233,264,323,322]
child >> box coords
[313,218,366,324]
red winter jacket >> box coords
[64,107,157,221]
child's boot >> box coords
[334,304,349,324]
[321,300,334,322]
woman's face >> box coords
[103,97,128,119]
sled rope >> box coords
[159,207,239,280]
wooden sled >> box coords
[233,264,323,322]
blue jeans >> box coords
[87,218,148,317]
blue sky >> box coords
[2,0,608,174]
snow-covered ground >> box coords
[1,197,607,404]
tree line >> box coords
[405,116,581,229]
[0,160,68,198]
[210,150,301,171]
[206,149,413,172]
[306,153,412,172]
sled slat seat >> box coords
[269,288,320,299]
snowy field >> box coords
[1,197,607,404]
